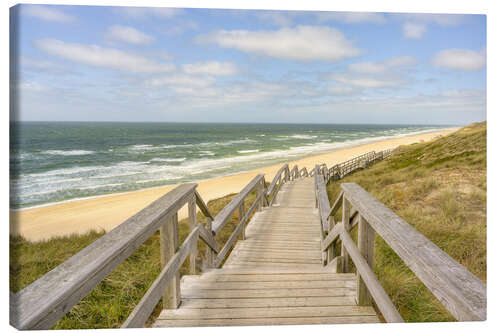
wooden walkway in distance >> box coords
[154,177,380,327]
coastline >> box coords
[10,127,459,241]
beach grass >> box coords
[326,121,486,322]
[10,191,259,329]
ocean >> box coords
[10,122,451,209]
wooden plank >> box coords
[328,191,344,217]
[122,226,200,328]
[195,190,214,221]
[315,169,330,233]
[197,222,218,254]
[321,222,343,251]
[227,257,322,264]
[10,183,197,330]
[179,296,356,308]
[223,262,323,269]
[154,315,379,327]
[159,305,376,320]
[195,273,356,282]
[357,216,374,306]
[341,195,350,273]
[342,182,487,321]
[188,196,197,274]
[182,280,356,290]
[340,229,403,323]
[212,174,264,235]
[181,287,356,299]
[205,267,335,274]
[160,213,180,309]
[266,164,288,197]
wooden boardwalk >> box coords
[11,152,485,330]
[154,177,379,327]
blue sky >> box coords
[10,5,486,124]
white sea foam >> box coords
[150,157,186,163]
[238,149,259,154]
[199,151,215,156]
[77,183,124,190]
[43,150,95,156]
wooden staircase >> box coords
[154,177,379,327]
[12,151,485,330]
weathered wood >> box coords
[215,190,263,267]
[180,296,356,308]
[212,174,264,235]
[181,288,356,299]
[154,315,379,327]
[328,191,344,218]
[341,182,486,321]
[340,230,404,323]
[357,216,374,306]
[122,226,200,328]
[188,195,197,275]
[182,280,355,290]
[198,221,218,254]
[341,196,351,273]
[10,183,197,330]
[203,218,215,269]
[239,202,245,240]
[315,166,330,233]
[321,223,343,251]
[266,164,289,197]
[195,190,214,221]
[159,305,376,320]
[160,213,180,309]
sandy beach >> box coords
[10,128,458,241]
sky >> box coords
[10,4,486,125]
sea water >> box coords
[10,122,451,209]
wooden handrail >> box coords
[340,182,486,321]
[10,158,313,330]
[212,175,264,235]
[339,229,404,323]
[266,164,289,197]
[10,183,197,330]
[314,165,330,234]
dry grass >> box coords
[326,121,486,322]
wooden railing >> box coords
[315,179,487,322]
[10,163,309,330]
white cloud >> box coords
[147,74,215,88]
[432,49,486,71]
[348,56,417,74]
[403,23,427,39]
[256,12,296,27]
[106,25,155,45]
[317,12,386,24]
[330,74,402,88]
[182,61,238,76]
[115,7,183,19]
[326,85,357,95]
[197,26,361,62]
[36,39,175,73]
[21,5,75,23]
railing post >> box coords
[327,217,335,263]
[357,215,375,306]
[188,195,197,275]
[204,217,215,269]
[259,180,265,211]
[160,212,180,309]
[239,202,246,240]
[341,196,351,273]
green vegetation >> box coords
[327,122,486,322]
[10,190,259,329]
